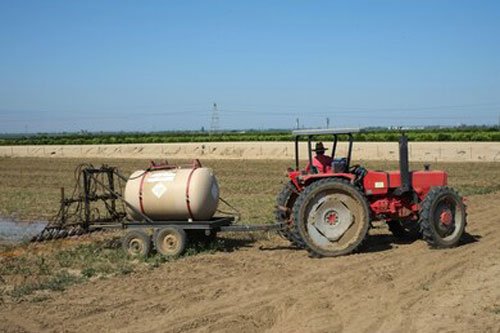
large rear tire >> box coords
[275,181,305,248]
[419,186,466,248]
[294,178,370,257]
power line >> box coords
[1,101,499,119]
[218,105,500,116]
[208,101,500,112]
[1,102,499,124]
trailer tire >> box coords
[154,227,187,257]
[122,230,152,257]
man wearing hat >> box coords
[308,142,333,173]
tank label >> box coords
[146,172,176,183]
[151,183,167,198]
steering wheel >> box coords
[349,164,361,173]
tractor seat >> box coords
[332,158,348,173]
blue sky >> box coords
[0,1,499,133]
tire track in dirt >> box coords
[1,193,499,333]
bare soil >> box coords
[0,158,499,332]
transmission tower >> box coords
[210,102,219,134]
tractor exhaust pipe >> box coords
[398,134,411,194]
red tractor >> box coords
[276,128,467,257]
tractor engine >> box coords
[363,169,448,219]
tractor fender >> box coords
[303,173,356,187]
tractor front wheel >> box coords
[293,178,370,257]
[419,186,466,248]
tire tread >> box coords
[419,186,467,248]
[293,178,370,257]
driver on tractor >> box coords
[307,142,333,173]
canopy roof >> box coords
[291,128,361,136]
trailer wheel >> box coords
[154,227,187,257]
[419,186,466,248]
[275,181,305,248]
[294,178,370,257]
[122,230,152,257]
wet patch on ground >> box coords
[0,218,47,244]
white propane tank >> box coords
[124,166,219,221]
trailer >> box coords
[33,163,283,257]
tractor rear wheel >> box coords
[293,178,370,257]
[419,186,466,248]
[275,181,305,248]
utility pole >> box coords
[210,102,219,135]
[326,117,330,129]
[296,118,299,130]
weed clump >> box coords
[0,236,138,301]
[9,270,82,299]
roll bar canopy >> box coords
[292,128,361,136]
[293,128,361,173]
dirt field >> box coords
[0,157,499,332]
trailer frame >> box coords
[33,164,284,255]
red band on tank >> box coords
[138,171,148,215]
[185,167,198,220]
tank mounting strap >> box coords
[185,166,198,220]
[138,171,148,215]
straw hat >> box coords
[312,142,328,152]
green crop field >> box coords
[0,127,499,145]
